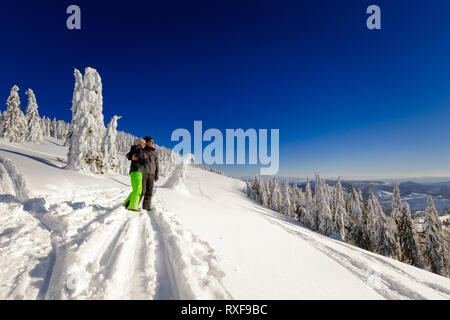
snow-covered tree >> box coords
[313,175,335,236]
[346,185,364,246]
[423,196,448,276]
[24,89,44,143]
[259,178,269,207]
[55,120,69,140]
[391,183,403,222]
[282,180,293,217]
[41,116,49,136]
[332,177,347,240]
[357,187,364,202]
[302,178,314,228]
[0,85,27,143]
[50,118,57,138]
[295,186,307,221]
[271,179,282,213]
[102,115,122,173]
[397,202,422,267]
[66,67,106,174]
[391,183,403,243]
[365,191,397,257]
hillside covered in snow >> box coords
[1,137,450,300]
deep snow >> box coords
[0,137,449,300]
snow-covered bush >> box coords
[164,154,194,193]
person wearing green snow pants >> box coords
[124,138,146,212]
[123,171,143,210]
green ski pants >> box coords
[123,171,143,210]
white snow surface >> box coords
[0,137,450,300]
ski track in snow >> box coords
[151,196,232,300]
[0,156,231,299]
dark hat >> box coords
[144,136,153,142]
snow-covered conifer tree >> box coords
[313,175,335,236]
[258,178,269,207]
[357,187,364,203]
[282,180,293,217]
[40,116,48,136]
[303,178,314,228]
[271,179,282,213]
[423,196,448,276]
[50,118,57,138]
[390,183,403,244]
[24,89,43,143]
[391,183,403,222]
[397,202,422,266]
[365,191,397,257]
[102,115,122,173]
[295,186,307,221]
[346,185,364,246]
[66,67,106,174]
[0,85,27,143]
[332,177,347,240]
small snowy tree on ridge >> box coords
[25,89,44,143]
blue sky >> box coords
[1,0,449,178]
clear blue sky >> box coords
[1,0,449,178]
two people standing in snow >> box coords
[123,136,159,212]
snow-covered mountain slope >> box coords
[1,138,449,300]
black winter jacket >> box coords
[143,146,159,179]
[126,145,146,173]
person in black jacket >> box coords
[139,136,159,210]
[123,138,146,212]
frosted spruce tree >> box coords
[313,175,335,236]
[346,185,364,246]
[102,115,122,173]
[271,179,282,213]
[282,180,293,217]
[24,89,44,143]
[423,196,448,276]
[55,120,69,140]
[295,186,307,221]
[40,116,48,136]
[303,178,314,228]
[357,187,364,203]
[259,178,269,207]
[332,177,347,240]
[397,202,422,266]
[391,183,403,242]
[365,192,397,257]
[66,67,106,174]
[0,85,28,143]
[50,118,57,138]
[391,183,403,222]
